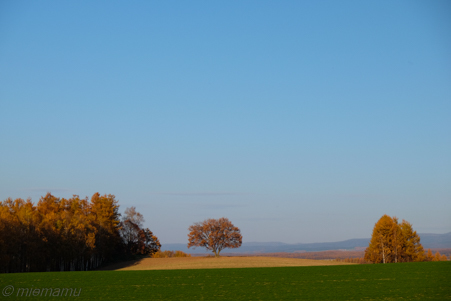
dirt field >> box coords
[101,256,355,271]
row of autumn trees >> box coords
[0,193,160,273]
[364,215,425,263]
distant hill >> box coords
[417,232,451,249]
[162,232,451,254]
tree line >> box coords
[0,193,160,273]
[2,193,445,273]
[426,249,449,262]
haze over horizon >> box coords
[1,1,450,244]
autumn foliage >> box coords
[187,217,242,257]
[0,193,160,273]
[364,215,425,263]
[151,250,191,258]
[425,249,449,262]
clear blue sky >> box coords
[1,1,450,244]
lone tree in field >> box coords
[187,217,242,257]
[364,214,425,263]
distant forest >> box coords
[0,193,160,273]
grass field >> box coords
[1,261,449,300]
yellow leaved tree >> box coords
[364,215,425,263]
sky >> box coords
[1,1,450,245]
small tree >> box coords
[433,252,442,262]
[119,207,160,255]
[426,249,434,261]
[187,217,242,257]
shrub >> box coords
[151,250,191,258]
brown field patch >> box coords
[101,256,355,271]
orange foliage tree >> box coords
[433,252,442,261]
[364,215,425,263]
[187,217,242,257]
[426,249,434,261]
[0,193,160,273]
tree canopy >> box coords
[120,206,160,255]
[364,215,425,263]
[187,217,242,257]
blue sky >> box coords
[1,1,450,244]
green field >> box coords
[1,262,450,300]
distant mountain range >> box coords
[162,232,451,254]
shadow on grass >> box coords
[97,256,149,271]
